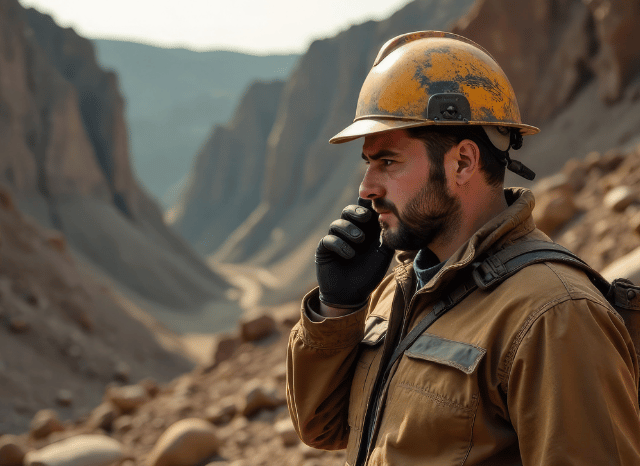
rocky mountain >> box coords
[0,2,236,318]
[454,0,640,180]
[0,184,194,434]
[170,0,640,307]
[92,40,299,206]
[0,0,254,433]
[166,80,286,253]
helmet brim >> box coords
[329,118,540,144]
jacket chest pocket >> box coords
[372,333,486,465]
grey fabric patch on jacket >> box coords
[362,315,387,346]
[405,333,486,374]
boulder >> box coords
[139,378,160,398]
[56,389,73,407]
[146,418,219,466]
[0,186,14,211]
[86,403,119,431]
[112,415,133,434]
[113,361,131,383]
[601,246,640,283]
[241,380,284,417]
[0,435,25,466]
[533,191,579,235]
[205,399,237,426]
[45,234,66,253]
[604,186,637,212]
[210,335,241,368]
[30,410,65,439]
[23,435,124,466]
[239,315,276,342]
[274,419,299,447]
[8,317,30,334]
[631,211,640,235]
[105,384,149,413]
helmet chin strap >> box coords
[478,127,536,181]
[503,130,535,181]
[503,153,536,181]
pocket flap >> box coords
[362,315,388,346]
[405,333,486,374]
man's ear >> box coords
[452,139,480,185]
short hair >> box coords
[406,125,507,187]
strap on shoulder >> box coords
[472,240,612,294]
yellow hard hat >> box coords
[330,31,539,145]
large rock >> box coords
[146,418,219,466]
[105,385,149,414]
[601,246,640,283]
[604,186,637,212]
[533,190,579,235]
[23,435,124,466]
[0,435,25,466]
[86,403,119,432]
[240,315,276,342]
[274,419,299,447]
[30,410,65,440]
[241,380,284,417]
[209,335,241,368]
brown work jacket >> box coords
[287,188,640,465]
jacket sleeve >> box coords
[506,297,640,465]
[286,287,367,450]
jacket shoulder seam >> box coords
[499,289,572,391]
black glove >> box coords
[315,198,395,308]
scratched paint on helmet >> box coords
[334,31,540,144]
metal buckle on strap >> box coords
[610,279,640,311]
[473,255,506,289]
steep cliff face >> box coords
[452,0,640,123]
[24,9,139,217]
[167,80,285,253]
[0,0,234,311]
[453,0,640,179]
[0,1,109,208]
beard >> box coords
[373,167,461,251]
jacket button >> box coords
[627,290,636,300]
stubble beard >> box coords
[375,169,461,252]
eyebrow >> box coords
[361,149,400,161]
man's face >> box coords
[359,129,461,251]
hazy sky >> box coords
[18,0,415,54]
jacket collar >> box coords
[395,187,538,293]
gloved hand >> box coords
[315,198,395,308]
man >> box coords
[286,31,640,465]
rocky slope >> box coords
[454,0,640,180]
[170,0,640,308]
[0,185,194,435]
[0,1,234,315]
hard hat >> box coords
[330,31,540,145]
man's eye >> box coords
[382,159,394,166]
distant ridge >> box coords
[93,39,299,205]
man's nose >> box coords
[359,167,385,200]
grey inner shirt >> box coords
[413,248,445,291]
